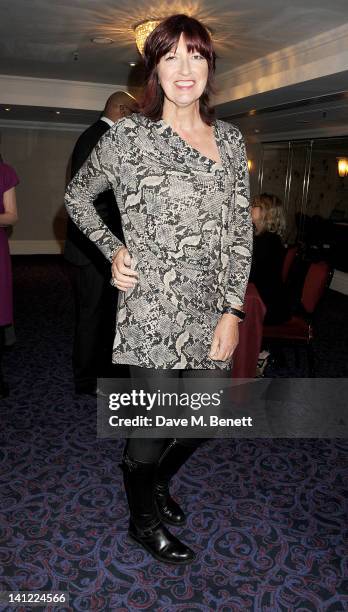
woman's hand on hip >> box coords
[209,314,240,361]
[111,246,138,292]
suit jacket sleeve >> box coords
[224,128,253,308]
[70,122,108,178]
[64,127,124,263]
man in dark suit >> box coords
[65,91,137,395]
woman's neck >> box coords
[162,100,204,131]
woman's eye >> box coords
[192,54,204,60]
[165,55,176,61]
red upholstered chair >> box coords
[282,245,298,283]
[263,261,333,375]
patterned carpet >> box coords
[0,256,347,611]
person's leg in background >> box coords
[72,261,112,394]
[120,366,195,564]
[100,281,129,379]
[0,326,9,398]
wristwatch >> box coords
[222,305,246,322]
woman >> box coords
[65,14,252,564]
[250,193,291,324]
[0,156,19,399]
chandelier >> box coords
[134,20,161,55]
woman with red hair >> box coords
[65,14,252,564]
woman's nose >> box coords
[177,56,192,75]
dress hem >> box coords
[111,355,232,371]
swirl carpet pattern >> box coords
[0,257,347,611]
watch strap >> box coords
[222,305,246,321]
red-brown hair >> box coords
[140,14,216,125]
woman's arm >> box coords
[223,129,253,310]
[209,129,253,362]
[64,129,125,263]
[0,187,18,227]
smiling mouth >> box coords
[175,80,195,88]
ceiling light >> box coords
[134,20,161,55]
[129,62,137,67]
[91,36,114,45]
[55,111,60,115]
[4,107,11,111]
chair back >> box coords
[282,246,298,283]
[301,261,332,314]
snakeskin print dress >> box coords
[65,113,253,369]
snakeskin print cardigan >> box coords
[65,113,253,369]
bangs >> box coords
[156,28,213,63]
[185,35,212,60]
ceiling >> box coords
[220,72,348,139]
[0,105,99,125]
[0,0,347,136]
[0,0,347,83]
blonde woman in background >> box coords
[250,193,291,325]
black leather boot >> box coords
[120,453,195,565]
[155,439,199,526]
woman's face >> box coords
[251,204,263,229]
[156,33,209,109]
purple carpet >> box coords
[0,256,347,611]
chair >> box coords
[263,261,333,375]
[282,245,298,283]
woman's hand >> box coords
[209,314,240,361]
[111,246,139,292]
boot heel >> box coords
[128,526,195,565]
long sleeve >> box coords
[64,128,124,263]
[223,129,253,308]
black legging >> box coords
[125,365,231,462]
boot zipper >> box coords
[158,439,177,465]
